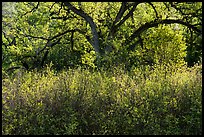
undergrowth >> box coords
[2,63,202,135]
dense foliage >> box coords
[2,2,202,135]
[2,2,202,71]
[2,64,202,135]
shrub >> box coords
[2,63,202,135]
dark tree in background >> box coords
[2,2,202,71]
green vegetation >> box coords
[2,2,202,135]
[2,63,202,135]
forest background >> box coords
[2,2,202,135]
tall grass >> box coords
[2,64,202,135]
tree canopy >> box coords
[2,2,202,72]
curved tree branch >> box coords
[115,2,139,29]
[109,2,140,39]
[23,34,49,40]
[124,19,202,46]
[63,2,100,55]
[147,2,159,19]
[40,37,62,67]
[108,2,127,38]
[49,2,57,13]
[112,2,127,25]
[106,2,140,53]
[21,2,39,17]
